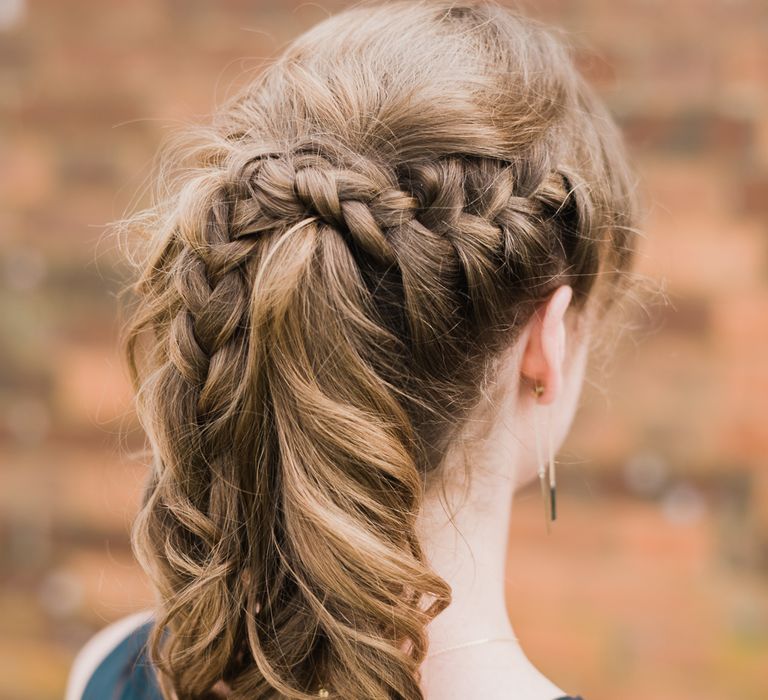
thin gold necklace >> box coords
[426,635,519,659]
[313,636,521,694]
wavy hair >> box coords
[119,1,647,698]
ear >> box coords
[519,285,573,405]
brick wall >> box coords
[1,1,766,698]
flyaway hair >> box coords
[118,2,646,698]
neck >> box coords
[416,447,518,652]
[414,398,568,698]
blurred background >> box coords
[1,1,766,699]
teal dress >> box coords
[81,621,585,700]
[81,620,161,700]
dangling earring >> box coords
[532,381,557,534]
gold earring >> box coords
[532,381,557,533]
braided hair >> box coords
[119,2,645,698]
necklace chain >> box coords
[426,635,519,659]
[314,636,519,693]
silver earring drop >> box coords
[532,381,557,534]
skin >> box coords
[417,284,591,700]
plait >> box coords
[232,149,423,265]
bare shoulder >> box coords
[65,609,155,700]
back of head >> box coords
[121,1,643,698]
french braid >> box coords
[120,2,646,699]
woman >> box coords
[67,1,645,698]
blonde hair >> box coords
[120,1,645,698]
